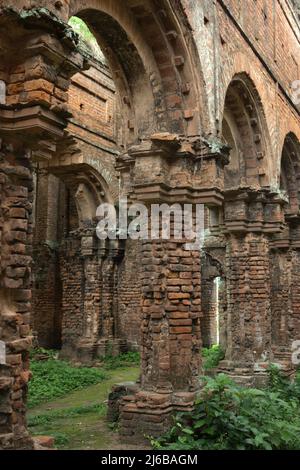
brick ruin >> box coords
[0,0,299,448]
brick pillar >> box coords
[119,219,202,441]
[290,249,300,354]
[218,277,228,352]
[0,6,87,448]
[97,242,126,358]
[96,256,115,358]
[100,257,115,339]
[269,219,300,372]
[112,134,230,442]
[0,141,34,449]
[32,171,62,349]
[76,247,100,363]
[270,249,291,351]
[201,277,218,347]
[219,233,272,385]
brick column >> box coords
[118,213,202,440]
[218,189,284,385]
[290,249,300,362]
[288,224,300,354]
[76,236,100,363]
[0,140,34,449]
[100,257,115,339]
[270,249,292,358]
[201,277,218,347]
[111,135,229,442]
[96,241,126,358]
[269,248,300,372]
[140,238,201,391]
[269,220,300,372]
[219,233,272,384]
[0,6,87,448]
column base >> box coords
[272,348,296,378]
[218,360,271,387]
[61,338,129,364]
[218,354,297,387]
[0,432,34,450]
[107,382,139,423]
[75,339,98,364]
[96,338,128,358]
[117,389,196,444]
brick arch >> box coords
[221,73,272,189]
[67,0,207,145]
[280,132,300,215]
[48,162,114,226]
[42,135,119,200]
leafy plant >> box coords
[30,347,58,360]
[202,345,225,370]
[268,363,300,401]
[154,373,300,450]
[52,432,70,447]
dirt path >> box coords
[29,366,149,450]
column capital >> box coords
[223,187,285,235]
[116,134,230,205]
[0,7,89,161]
[271,216,300,250]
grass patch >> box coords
[28,403,106,427]
[28,364,140,450]
[31,430,70,448]
[101,352,140,370]
[29,357,106,408]
[30,347,58,360]
[51,432,70,448]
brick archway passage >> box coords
[0,3,211,446]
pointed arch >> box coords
[67,0,208,146]
[280,132,300,215]
[221,73,273,189]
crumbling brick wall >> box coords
[0,141,34,449]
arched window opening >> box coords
[280,134,300,215]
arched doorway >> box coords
[217,73,275,383]
[270,133,300,368]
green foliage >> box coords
[268,363,300,400]
[69,16,95,42]
[31,431,70,448]
[154,373,300,450]
[30,347,57,360]
[68,16,105,63]
[101,352,140,370]
[29,358,106,408]
[52,432,70,447]
[202,345,225,370]
[28,403,106,427]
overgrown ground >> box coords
[154,348,300,450]
[28,350,141,450]
[29,347,300,450]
